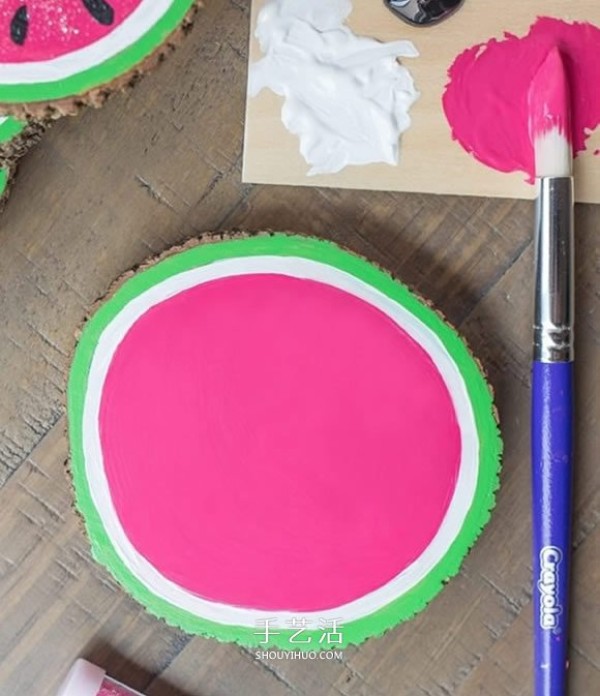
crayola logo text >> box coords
[538,547,563,631]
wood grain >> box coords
[0,1,598,695]
[244,0,600,203]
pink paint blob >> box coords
[100,274,461,612]
[0,1,141,62]
[443,17,600,181]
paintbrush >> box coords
[529,47,574,696]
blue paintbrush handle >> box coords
[531,361,574,696]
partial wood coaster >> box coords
[0,1,201,119]
[0,116,45,209]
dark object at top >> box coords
[10,6,28,46]
[83,0,115,26]
[385,0,464,26]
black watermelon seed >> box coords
[10,6,28,46]
[82,0,115,25]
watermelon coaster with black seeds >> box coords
[0,0,200,118]
[68,233,502,649]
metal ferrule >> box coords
[533,177,574,363]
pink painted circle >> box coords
[99,273,462,612]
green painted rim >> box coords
[68,234,502,649]
[0,0,196,104]
[0,168,8,197]
[0,116,25,143]
[0,118,26,203]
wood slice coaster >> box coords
[67,233,502,649]
[0,0,201,119]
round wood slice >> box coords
[67,232,502,649]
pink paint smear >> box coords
[100,273,461,612]
[443,17,600,181]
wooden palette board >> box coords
[243,0,600,202]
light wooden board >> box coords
[243,0,600,202]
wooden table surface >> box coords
[0,3,599,695]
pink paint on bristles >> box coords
[528,46,571,143]
[528,45,572,178]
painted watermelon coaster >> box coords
[0,0,200,119]
[68,233,502,649]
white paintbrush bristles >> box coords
[534,128,572,179]
[529,47,573,178]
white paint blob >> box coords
[248,0,420,175]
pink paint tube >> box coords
[57,659,144,696]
